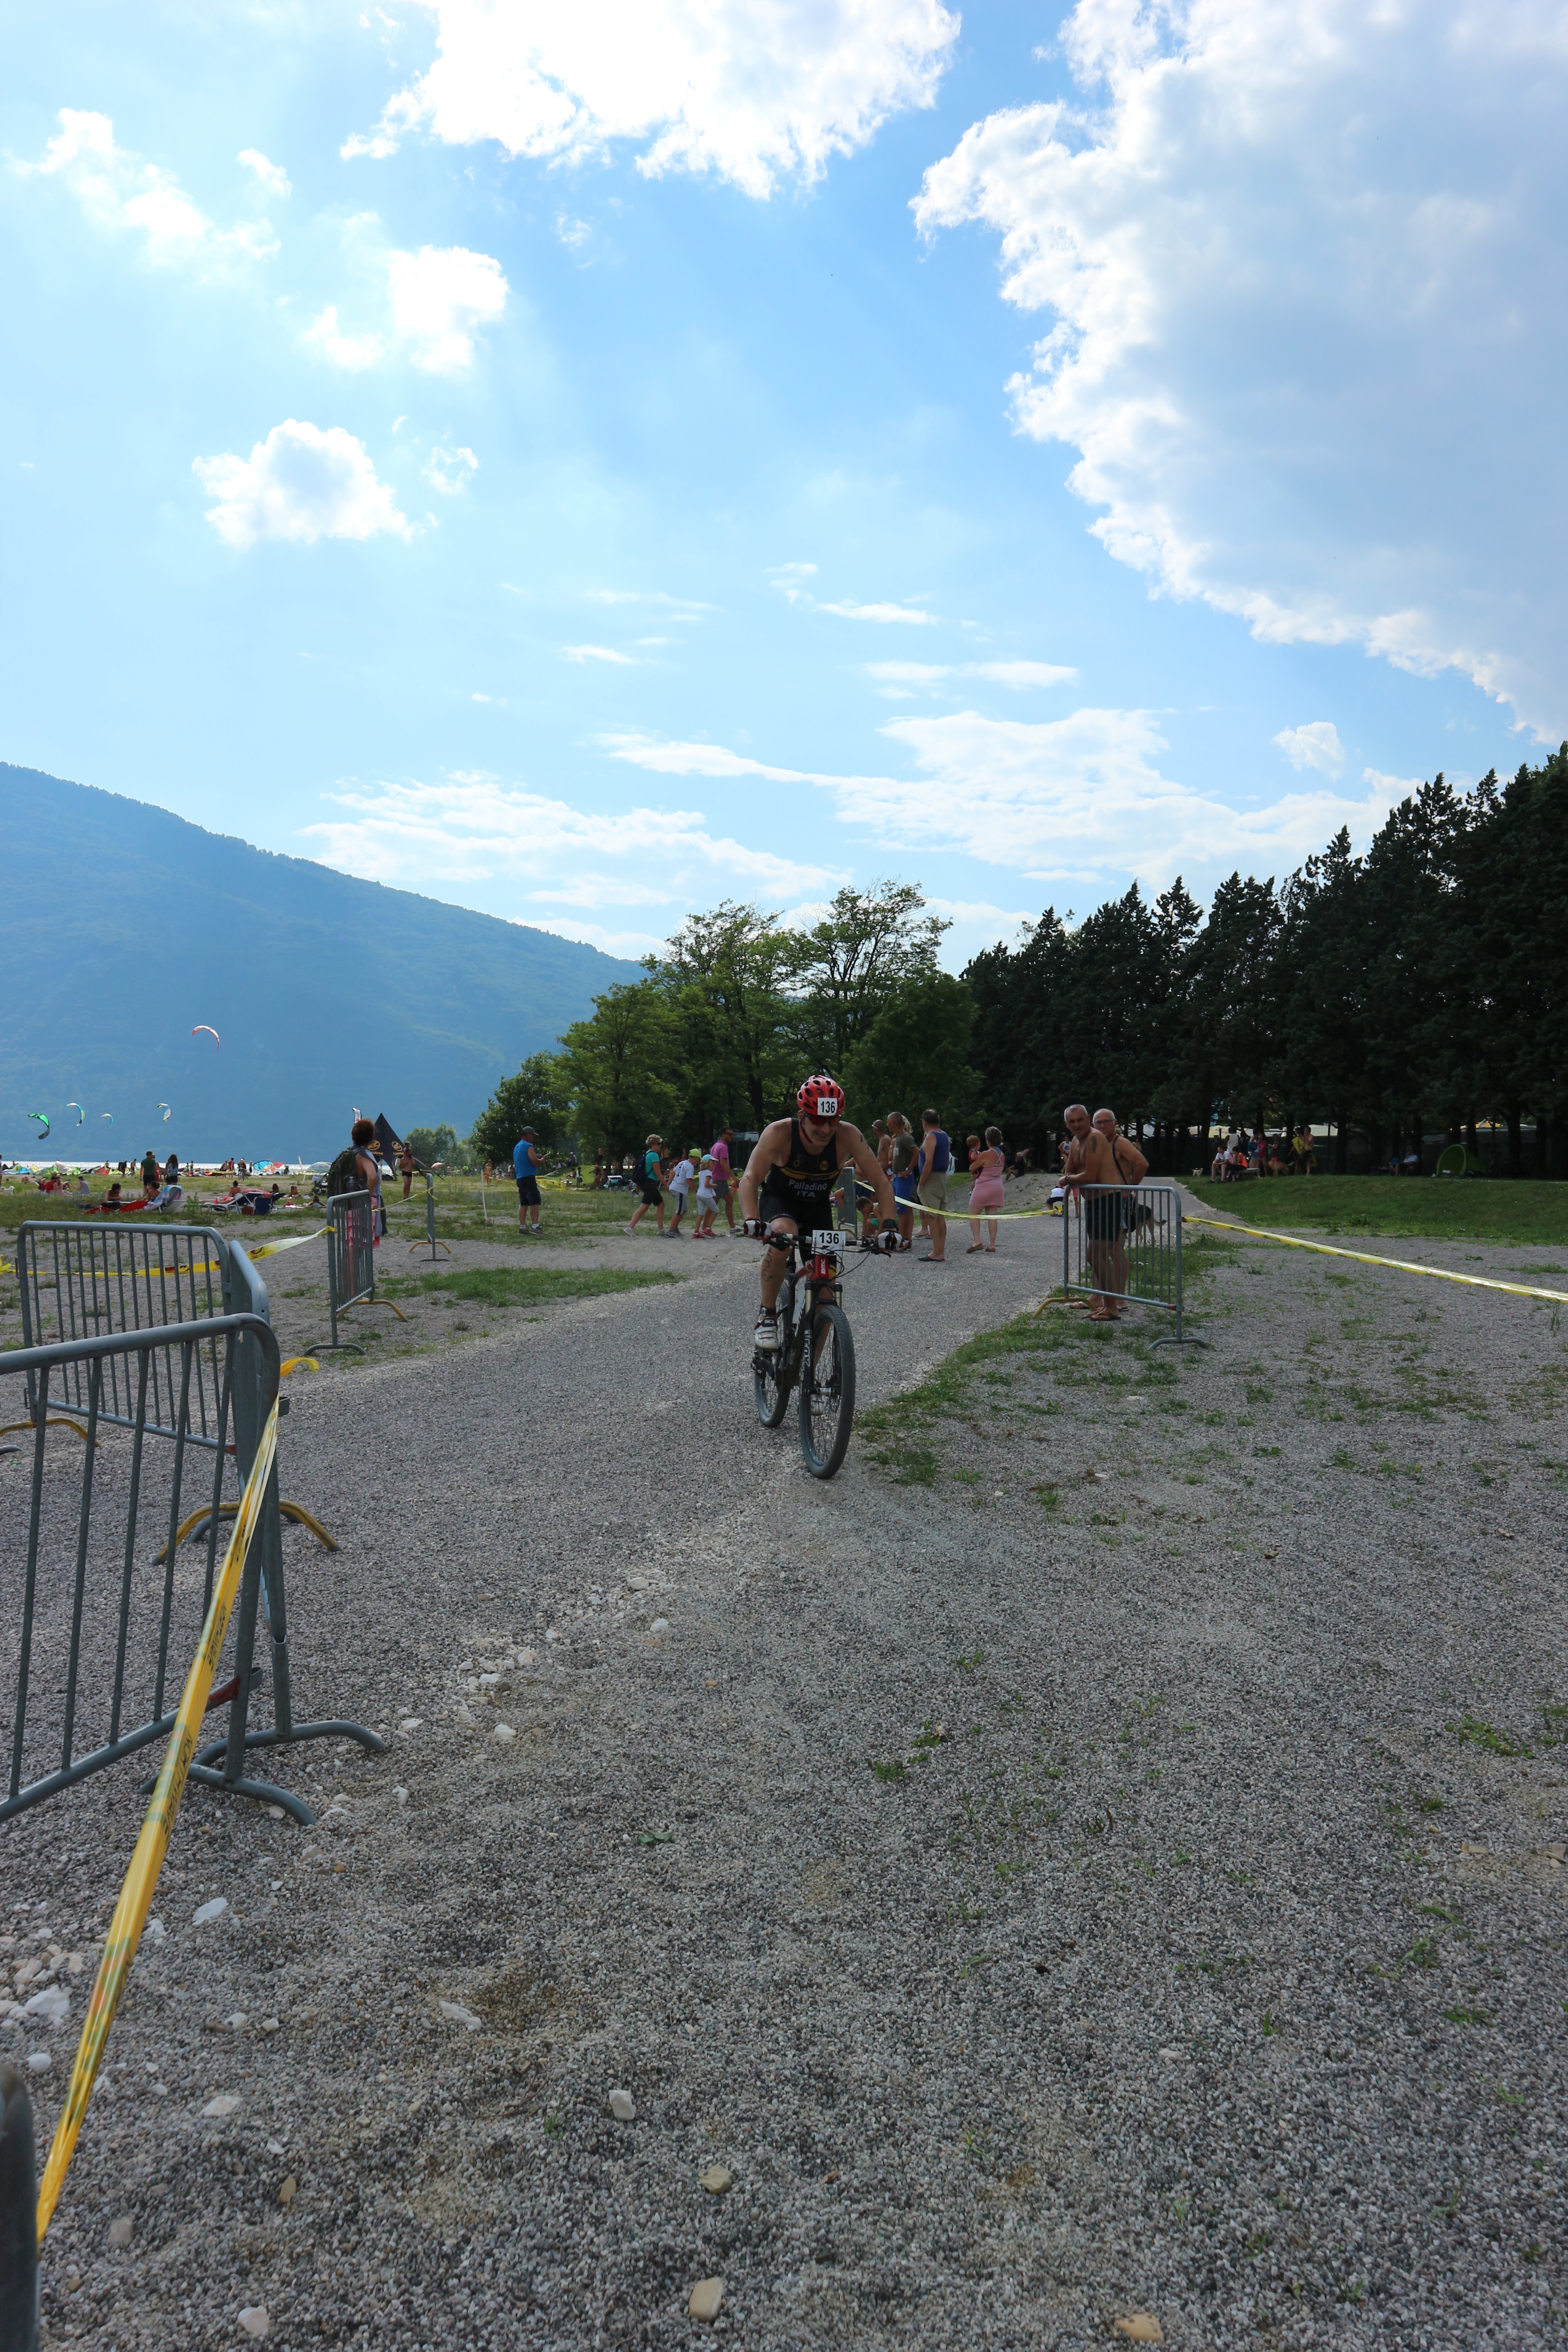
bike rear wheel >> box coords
[799,1301,855,1478]
[754,1284,793,1428]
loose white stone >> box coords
[266,1805,285,1820]
[399,1717,423,1732]
[700,2164,732,2193]
[24,1985,69,2026]
[493,1721,516,1744]
[649,1617,671,1636]
[108,2216,132,2249]
[238,2305,270,2338]
[608,2087,636,2121]
[266,2137,284,2154]
[201,2093,240,2118]
[544,1629,559,1643]
[145,1919,167,1945]
[26,2052,51,2074]
[262,2018,279,2034]
[393,1786,409,1803]
[150,2082,168,2098]
[438,2000,482,2031]
[516,1646,537,1666]
[192,1897,228,1926]
[626,1574,652,1592]
[226,2012,249,2030]
[454,1704,475,1727]
[688,2277,724,2322]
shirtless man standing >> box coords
[1062,1102,1147,1320]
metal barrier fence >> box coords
[326,1189,375,1352]
[13,1220,267,1452]
[1,1318,382,1828]
[1057,1181,1205,1346]
[0,2057,38,2352]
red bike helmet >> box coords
[797,1073,843,1122]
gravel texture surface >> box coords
[2,1191,1565,2350]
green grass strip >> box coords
[1187,1175,1568,1247]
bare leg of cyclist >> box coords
[759,1219,799,1313]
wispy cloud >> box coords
[20,110,278,273]
[866,658,1076,691]
[237,148,290,201]
[606,712,1411,890]
[302,774,844,920]
[562,644,637,665]
[771,563,936,624]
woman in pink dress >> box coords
[966,1125,1006,1252]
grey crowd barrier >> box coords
[0,2059,38,2352]
[1,1316,383,1829]
[1058,1181,1205,1346]
[325,1189,375,1352]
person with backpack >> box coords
[917,1107,951,1263]
[513,1126,544,1235]
[324,1118,385,1240]
[627,1134,666,1235]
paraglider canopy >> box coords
[67,1102,84,1124]
[158,1103,172,1121]
[192,1025,220,1047]
[27,1111,49,1138]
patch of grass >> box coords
[1189,1175,1568,1247]
[1455,1711,1533,1758]
[1443,2005,1491,2025]
[868,1758,907,1783]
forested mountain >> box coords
[0,764,637,1161]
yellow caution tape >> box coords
[35,1396,279,2241]
[1185,1211,1568,1306]
[279,1356,319,1375]
[246,1227,329,1260]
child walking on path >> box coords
[693,1154,719,1236]
[666,1145,697,1236]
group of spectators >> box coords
[1207,1124,1317,1181]
[621,1130,741,1239]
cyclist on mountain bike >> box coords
[740,1074,900,1351]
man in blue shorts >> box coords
[513,1126,544,1234]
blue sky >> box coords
[5,0,1561,966]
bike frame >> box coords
[769,1233,844,1387]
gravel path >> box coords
[3,1193,1565,2350]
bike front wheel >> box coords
[799,1302,855,1479]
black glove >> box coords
[743,1216,765,1239]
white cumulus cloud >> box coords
[607,712,1409,890]
[237,148,291,200]
[21,109,277,270]
[388,244,507,372]
[916,0,1568,739]
[1273,721,1344,775]
[307,243,507,375]
[193,421,411,550]
[343,0,959,198]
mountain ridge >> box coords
[0,763,637,1161]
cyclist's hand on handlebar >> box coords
[742,1216,765,1239]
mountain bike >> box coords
[752,1225,881,1479]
